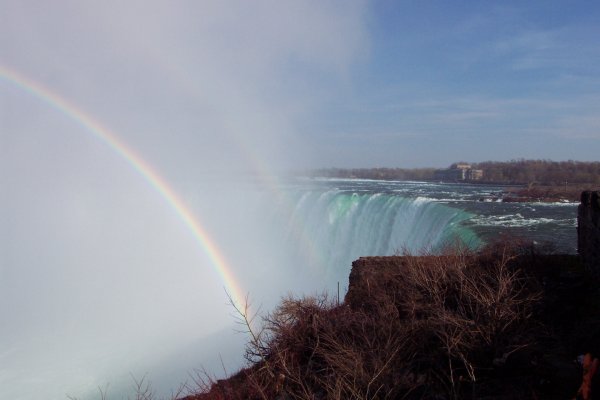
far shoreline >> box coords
[305,175,594,203]
[305,160,600,203]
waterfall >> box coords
[259,187,481,284]
[0,179,482,400]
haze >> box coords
[1,1,599,399]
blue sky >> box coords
[303,1,600,167]
[2,1,599,171]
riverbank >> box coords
[183,243,599,399]
[500,184,600,203]
[309,161,600,188]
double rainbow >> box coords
[1,65,246,309]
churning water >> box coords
[0,177,578,399]
[261,177,577,283]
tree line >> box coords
[471,159,600,185]
[312,160,600,185]
[311,167,437,181]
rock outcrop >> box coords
[578,191,600,279]
[188,193,600,400]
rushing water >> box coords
[260,178,577,280]
[0,177,578,399]
[207,176,578,306]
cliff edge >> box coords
[185,194,600,399]
[579,191,600,279]
[188,247,598,399]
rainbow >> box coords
[0,64,246,309]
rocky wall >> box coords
[578,191,600,279]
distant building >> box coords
[452,163,472,170]
[434,168,465,181]
[467,168,484,180]
[434,163,483,182]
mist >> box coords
[0,2,368,398]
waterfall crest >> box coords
[260,187,481,283]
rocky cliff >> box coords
[578,191,600,279]
[187,194,600,400]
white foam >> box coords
[469,214,561,227]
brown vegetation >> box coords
[501,184,597,202]
[312,167,436,182]
[575,354,599,400]
[185,242,600,399]
[473,160,600,186]
[311,160,600,187]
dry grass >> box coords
[66,374,187,400]
[190,242,562,400]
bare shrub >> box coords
[395,244,542,397]
[195,242,545,399]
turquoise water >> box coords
[0,177,578,400]
[257,178,576,285]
